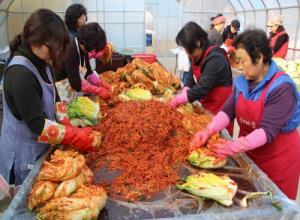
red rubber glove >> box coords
[87,72,112,93]
[38,119,102,152]
[99,78,112,93]
[81,79,111,100]
[98,86,110,99]
[61,126,99,152]
[55,101,71,126]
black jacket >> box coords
[4,42,60,135]
[185,43,232,102]
[222,25,237,42]
[55,38,93,92]
[270,29,289,54]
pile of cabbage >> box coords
[67,97,100,127]
[273,57,300,85]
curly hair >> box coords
[233,29,273,65]
[77,22,107,52]
[65,4,87,32]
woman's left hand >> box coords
[169,89,189,108]
[99,78,112,92]
[210,140,239,158]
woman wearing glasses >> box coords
[0,9,101,186]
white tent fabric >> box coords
[1,0,300,59]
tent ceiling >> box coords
[0,0,12,11]
[0,0,300,12]
[229,0,299,12]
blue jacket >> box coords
[234,60,300,132]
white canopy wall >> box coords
[0,0,300,59]
[230,0,300,60]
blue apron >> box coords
[0,56,55,185]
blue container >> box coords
[146,33,152,46]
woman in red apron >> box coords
[190,29,300,199]
[267,15,289,59]
[170,21,232,115]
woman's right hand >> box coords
[189,129,211,152]
[98,87,111,100]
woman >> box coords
[170,22,232,115]
[55,22,111,102]
[0,9,101,185]
[65,4,87,38]
[267,15,289,59]
[222,19,240,44]
[208,14,226,47]
[190,29,300,199]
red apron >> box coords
[192,46,234,135]
[192,46,232,115]
[236,71,300,199]
[270,31,289,59]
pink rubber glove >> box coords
[87,71,112,92]
[87,72,100,86]
[182,86,190,93]
[81,79,99,94]
[88,46,107,60]
[189,111,230,152]
[0,175,10,197]
[88,51,97,59]
[211,128,267,158]
[169,88,189,108]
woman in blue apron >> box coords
[0,9,102,186]
[190,29,300,199]
[55,22,111,103]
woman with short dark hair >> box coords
[0,9,101,186]
[65,4,87,38]
[190,29,300,199]
[170,21,232,116]
[55,22,111,102]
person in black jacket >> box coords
[170,21,232,115]
[267,15,289,59]
[222,19,240,43]
[55,22,112,102]
[65,4,87,38]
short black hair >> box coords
[176,21,208,54]
[65,4,87,31]
[77,22,107,52]
[233,29,273,65]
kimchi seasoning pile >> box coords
[86,100,192,202]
